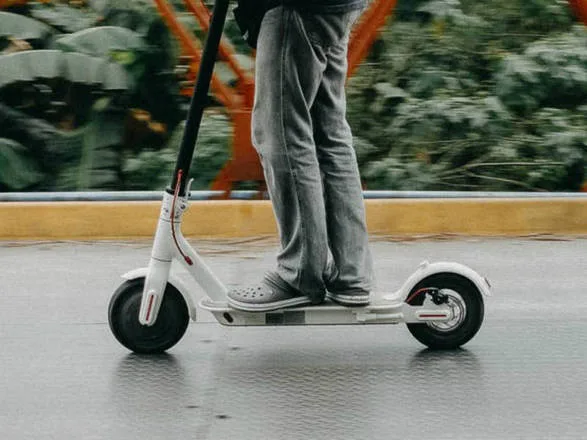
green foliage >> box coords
[93,1,183,129]
[29,2,100,33]
[122,148,177,190]
[0,2,183,193]
[0,138,43,191]
[347,0,587,191]
[53,98,124,190]
[496,28,587,114]
[0,11,54,47]
[122,111,231,190]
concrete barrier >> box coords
[1,198,587,240]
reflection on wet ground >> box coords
[1,239,586,439]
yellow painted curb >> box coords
[365,198,587,236]
[1,198,587,240]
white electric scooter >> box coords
[107,0,491,354]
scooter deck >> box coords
[199,297,451,326]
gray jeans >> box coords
[253,6,374,302]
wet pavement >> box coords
[1,237,587,439]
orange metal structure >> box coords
[569,0,587,26]
[153,0,398,195]
[0,0,49,7]
[348,0,397,78]
[0,0,29,7]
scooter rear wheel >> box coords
[108,278,189,354]
[406,273,484,350]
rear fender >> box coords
[383,261,491,302]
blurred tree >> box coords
[52,98,125,190]
[0,137,43,191]
[0,2,184,192]
[122,110,230,190]
[347,0,587,191]
[96,0,184,131]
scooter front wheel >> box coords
[406,273,484,350]
[108,278,189,354]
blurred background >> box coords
[0,0,586,194]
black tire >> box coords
[406,273,484,350]
[108,278,190,354]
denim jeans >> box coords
[252,6,374,302]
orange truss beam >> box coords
[569,0,587,26]
[348,0,397,78]
[153,0,239,110]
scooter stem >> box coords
[171,0,231,195]
[139,192,179,325]
[139,188,228,326]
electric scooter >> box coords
[107,0,491,354]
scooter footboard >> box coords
[199,298,455,326]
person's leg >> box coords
[228,7,330,311]
[228,7,373,312]
[309,10,375,304]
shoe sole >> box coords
[326,292,370,306]
[228,296,312,312]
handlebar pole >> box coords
[170,0,231,195]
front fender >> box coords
[383,261,491,302]
[122,267,197,321]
